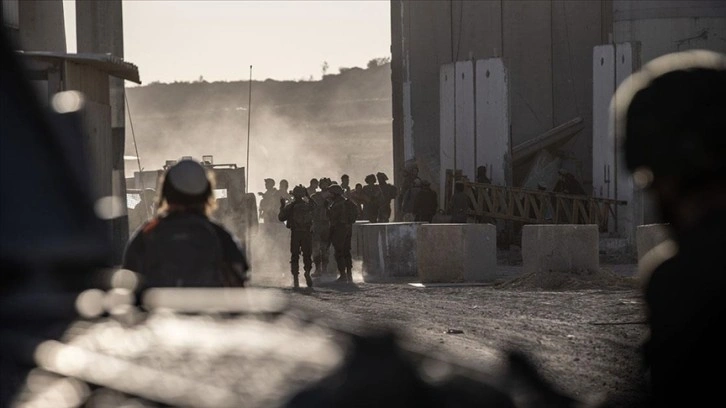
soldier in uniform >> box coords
[617,50,726,407]
[413,180,438,222]
[258,178,280,224]
[278,179,292,204]
[340,174,352,196]
[362,174,382,223]
[327,184,358,283]
[278,185,315,289]
[376,172,397,222]
[307,178,319,197]
[310,177,332,277]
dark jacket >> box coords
[278,199,314,231]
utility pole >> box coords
[245,65,253,194]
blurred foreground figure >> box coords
[327,184,358,283]
[122,159,248,288]
[617,50,726,407]
[279,185,315,289]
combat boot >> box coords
[345,267,353,283]
[304,269,313,288]
[293,274,300,289]
[335,270,347,283]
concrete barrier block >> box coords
[352,220,370,260]
[636,223,671,261]
[417,224,497,283]
[522,225,599,275]
[361,222,424,282]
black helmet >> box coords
[616,50,726,189]
[328,184,344,196]
[292,185,307,197]
[365,174,376,184]
[376,172,388,182]
[319,177,332,190]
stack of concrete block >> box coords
[522,224,599,275]
[360,222,423,282]
[417,224,497,283]
[351,220,369,260]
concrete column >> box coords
[17,0,66,52]
[75,0,128,264]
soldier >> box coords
[349,183,367,219]
[376,172,397,222]
[307,178,319,197]
[327,184,359,283]
[401,178,423,221]
[476,166,491,184]
[553,169,586,195]
[258,178,280,224]
[310,177,333,277]
[412,180,437,222]
[340,174,352,196]
[448,181,470,223]
[122,159,248,288]
[398,161,420,219]
[278,179,292,204]
[617,50,726,407]
[362,174,382,223]
[278,185,315,289]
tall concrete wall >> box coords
[391,0,606,200]
[17,0,66,52]
[76,0,129,264]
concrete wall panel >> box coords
[502,0,553,145]
[440,63,456,207]
[475,58,511,186]
[18,0,66,52]
[451,0,503,60]
[592,45,615,200]
[455,60,475,181]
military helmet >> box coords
[319,177,332,190]
[328,184,344,196]
[616,50,726,188]
[376,172,388,182]
[292,185,307,197]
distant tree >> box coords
[321,61,329,77]
[367,57,391,69]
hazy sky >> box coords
[63,0,391,84]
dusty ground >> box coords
[271,262,649,407]
[8,260,649,408]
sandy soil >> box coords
[275,263,649,407]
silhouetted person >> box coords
[402,178,422,221]
[341,174,352,196]
[327,184,359,283]
[349,183,367,220]
[123,159,248,288]
[413,180,437,222]
[476,166,491,184]
[362,174,382,223]
[553,169,586,195]
[258,178,280,224]
[398,161,420,219]
[449,181,470,223]
[307,178,319,197]
[278,185,315,289]
[278,179,292,204]
[310,177,332,277]
[377,172,397,222]
[618,50,726,407]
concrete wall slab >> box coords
[417,224,497,283]
[455,61,476,181]
[475,58,511,186]
[440,63,456,208]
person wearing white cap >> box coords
[122,159,248,288]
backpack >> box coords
[142,214,225,287]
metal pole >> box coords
[245,65,253,194]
